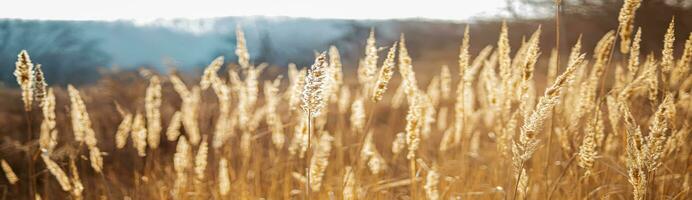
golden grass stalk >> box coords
[645,93,674,171]
[32,64,46,106]
[644,54,659,103]
[671,33,692,86]
[235,26,250,70]
[68,158,84,199]
[677,33,692,70]
[1,159,18,185]
[194,140,208,180]
[424,167,440,200]
[14,50,33,111]
[619,101,647,200]
[68,85,97,147]
[243,65,263,112]
[288,64,307,111]
[132,113,148,157]
[661,17,675,74]
[454,45,491,150]
[218,158,231,196]
[574,32,614,126]
[41,154,72,191]
[459,25,470,77]
[212,79,233,149]
[372,43,397,102]
[350,98,365,132]
[497,22,515,121]
[115,113,133,149]
[165,111,183,141]
[170,75,201,144]
[498,21,512,92]
[404,86,422,161]
[519,27,542,117]
[301,52,330,116]
[577,108,600,177]
[329,46,343,98]
[288,115,309,158]
[183,87,201,145]
[426,76,440,107]
[512,51,585,196]
[200,56,224,90]
[361,131,387,175]
[265,78,286,149]
[88,146,103,173]
[39,89,58,153]
[398,34,417,91]
[309,132,333,191]
[628,28,642,77]
[420,94,437,138]
[440,65,451,100]
[145,75,162,149]
[617,0,642,54]
[361,29,378,96]
[173,136,191,197]
[342,166,356,200]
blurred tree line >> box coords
[0,20,110,86]
[508,0,691,51]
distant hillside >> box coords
[1,13,689,85]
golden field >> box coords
[1,1,691,200]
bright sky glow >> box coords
[1,0,508,21]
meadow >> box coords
[1,0,691,199]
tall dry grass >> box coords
[1,2,691,200]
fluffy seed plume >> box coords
[578,110,601,177]
[68,85,98,147]
[645,93,674,171]
[88,146,103,173]
[33,64,47,106]
[361,131,387,174]
[661,17,675,74]
[200,56,224,90]
[173,136,191,196]
[309,133,333,191]
[362,29,379,96]
[218,158,231,195]
[513,51,585,177]
[115,113,133,149]
[620,102,647,200]
[350,98,365,132]
[39,89,58,153]
[194,140,209,180]
[424,167,440,200]
[41,155,72,191]
[301,52,330,116]
[166,111,183,141]
[132,113,148,157]
[372,42,397,102]
[235,26,250,69]
[617,0,642,54]
[145,75,162,149]
[342,167,356,200]
[14,50,34,111]
[265,80,286,149]
[628,28,642,77]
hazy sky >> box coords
[2,0,508,21]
